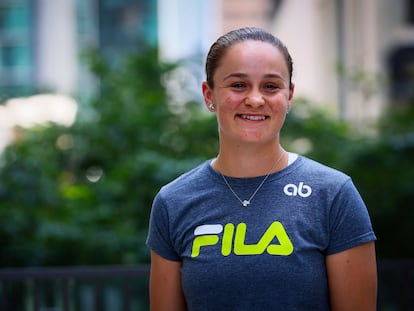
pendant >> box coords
[242,200,250,207]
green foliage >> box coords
[284,99,414,258]
[0,45,413,266]
[0,46,217,267]
[282,98,357,169]
[344,106,414,258]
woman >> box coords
[146,27,377,310]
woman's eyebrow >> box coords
[263,73,285,80]
[222,72,286,81]
[222,72,248,81]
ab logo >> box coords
[191,221,294,258]
[283,182,312,197]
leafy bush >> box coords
[0,46,412,267]
[344,106,414,258]
[0,46,217,267]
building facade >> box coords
[158,0,414,122]
[0,0,413,123]
[0,0,34,99]
[0,0,157,100]
[273,0,414,121]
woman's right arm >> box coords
[149,250,187,311]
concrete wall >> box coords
[34,0,77,94]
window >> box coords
[0,1,33,97]
[388,45,414,105]
[406,0,414,24]
[1,45,30,67]
[0,6,29,30]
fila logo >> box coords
[191,222,294,258]
[283,182,312,197]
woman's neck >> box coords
[212,143,287,178]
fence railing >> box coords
[0,260,413,311]
[0,265,150,311]
[377,259,414,311]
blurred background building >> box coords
[0,0,413,131]
[0,0,157,99]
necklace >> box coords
[220,150,286,207]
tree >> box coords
[344,105,414,258]
[0,45,217,267]
[1,45,413,266]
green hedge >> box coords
[0,47,412,267]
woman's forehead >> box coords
[216,41,289,78]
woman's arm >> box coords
[149,250,187,311]
[326,241,377,311]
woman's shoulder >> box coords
[294,155,351,182]
[160,160,214,194]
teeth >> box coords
[241,114,266,121]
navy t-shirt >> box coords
[146,155,376,310]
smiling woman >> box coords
[202,39,293,159]
[146,27,377,311]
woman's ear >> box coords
[286,83,294,114]
[202,81,214,111]
[288,83,295,101]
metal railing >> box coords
[0,265,150,311]
[377,259,414,311]
[0,260,413,311]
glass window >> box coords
[388,45,414,105]
[0,6,29,30]
[407,0,414,24]
[1,45,30,67]
[99,0,157,48]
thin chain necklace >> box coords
[220,150,286,207]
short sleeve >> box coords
[146,192,181,261]
[326,179,376,255]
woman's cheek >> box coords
[223,94,242,110]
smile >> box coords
[239,114,268,121]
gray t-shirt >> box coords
[146,155,376,310]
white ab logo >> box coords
[283,182,312,197]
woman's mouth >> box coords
[238,114,268,121]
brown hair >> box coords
[205,27,293,89]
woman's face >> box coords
[203,40,294,148]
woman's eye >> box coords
[264,84,279,90]
[231,82,245,89]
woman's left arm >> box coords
[326,241,377,311]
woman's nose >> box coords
[245,90,265,107]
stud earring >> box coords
[209,103,216,111]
